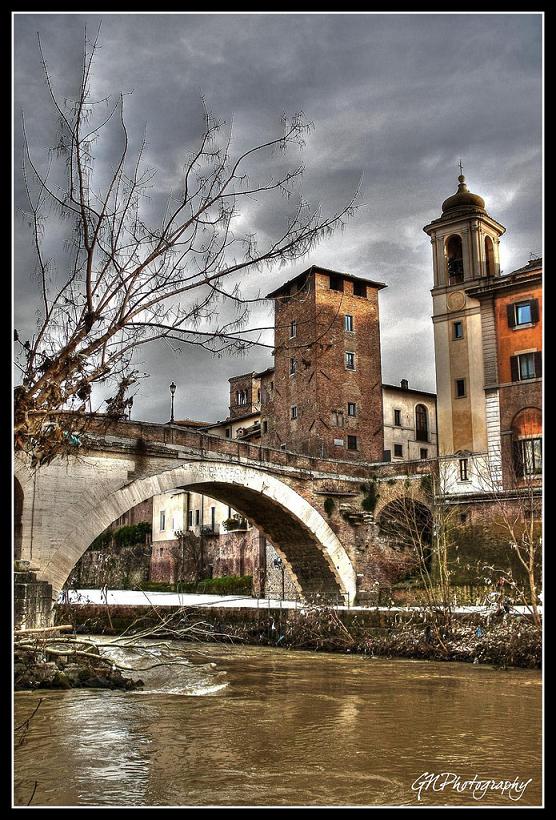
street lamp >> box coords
[169,381,176,424]
[273,555,285,600]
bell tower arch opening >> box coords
[446,234,464,284]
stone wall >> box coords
[69,544,151,589]
[14,566,53,629]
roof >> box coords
[202,409,260,429]
[174,419,212,428]
[382,383,437,399]
[466,257,542,299]
[254,366,275,379]
[265,265,387,298]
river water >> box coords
[14,641,542,807]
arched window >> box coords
[415,404,428,442]
[446,234,464,284]
[484,236,495,277]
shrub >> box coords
[113,522,152,548]
[323,497,335,517]
[361,480,379,513]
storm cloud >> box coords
[13,12,542,424]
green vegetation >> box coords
[360,480,379,513]
[222,517,248,531]
[89,522,152,551]
[138,575,253,596]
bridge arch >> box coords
[40,461,357,604]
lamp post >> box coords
[273,555,285,600]
[169,381,176,424]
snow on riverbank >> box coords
[59,589,540,616]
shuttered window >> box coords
[507,299,539,328]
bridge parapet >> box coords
[59,413,435,482]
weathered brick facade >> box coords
[260,266,386,461]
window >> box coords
[225,428,231,438]
[383,450,391,462]
[280,443,287,451]
[195,509,200,526]
[511,352,541,382]
[236,389,247,406]
[353,281,367,298]
[262,420,268,434]
[329,274,343,292]
[290,320,297,338]
[188,510,193,528]
[290,358,297,376]
[331,410,344,427]
[291,405,298,420]
[159,510,166,531]
[453,321,463,339]
[347,435,358,451]
[459,458,469,481]
[394,409,401,426]
[516,438,542,476]
[257,389,261,402]
[394,444,403,458]
[347,402,357,417]
[345,352,355,370]
[344,314,354,332]
[455,378,466,398]
[415,404,428,442]
[420,448,428,460]
[507,299,539,328]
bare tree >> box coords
[378,471,461,623]
[171,530,205,587]
[14,27,356,466]
[473,447,542,626]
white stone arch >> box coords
[38,460,357,604]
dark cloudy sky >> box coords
[13,12,542,425]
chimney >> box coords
[400,379,409,390]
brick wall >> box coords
[261,269,384,461]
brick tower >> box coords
[261,265,386,461]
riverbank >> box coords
[53,601,542,670]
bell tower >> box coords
[423,171,505,456]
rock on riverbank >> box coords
[14,648,144,692]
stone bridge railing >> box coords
[66,413,435,482]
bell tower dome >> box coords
[423,170,506,456]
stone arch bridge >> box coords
[14,417,433,605]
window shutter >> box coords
[512,440,524,478]
[507,304,516,328]
[510,356,519,382]
[530,299,539,323]
[534,352,542,378]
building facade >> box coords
[466,257,542,490]
[260,265,386,460]
[382,380,438,462]
[424,173,542,495]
